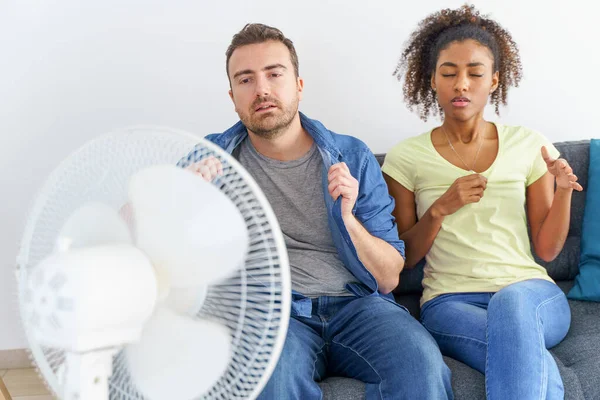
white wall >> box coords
[1,0,598,350]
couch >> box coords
[319,140,600,400]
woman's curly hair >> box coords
[394,4,522,121]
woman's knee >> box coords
[488,282,538,315]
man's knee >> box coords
[272,319,324,380]
[399,322,448,369]
[364,304,448,374]
[375,319,453,398]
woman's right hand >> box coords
[432,174,487,217]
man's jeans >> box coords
[421,279,571,400]
[258,295,453,400]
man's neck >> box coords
[247,113,314,161]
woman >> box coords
[382,5,583,399]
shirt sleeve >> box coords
[527,132,560,186]
[355,151,406,259]
[381,140,416,192]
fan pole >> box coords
[63,349,117,400]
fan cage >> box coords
[16,126,291,400]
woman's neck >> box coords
[442,118,488,144]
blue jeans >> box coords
[258,295,453,400]
[420,279,571,400]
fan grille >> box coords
[17,127,290,400]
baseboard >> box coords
[0,349,32,370]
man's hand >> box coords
[328,162,359,218]
[185,156,223,182]
[541,146,583,192]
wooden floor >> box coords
[0,368,53,400]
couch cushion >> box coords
[533,141,589,281]
[553,141,590,239]
[443,357,485,400]
[394,259,425,295]
[568,139,600,301]
[319,377,365,400]
[552,282,600,399]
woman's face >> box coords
[431,39,499,123]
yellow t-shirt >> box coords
[382,124,559,306]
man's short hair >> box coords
[226,23,299,81]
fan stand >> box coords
[63,349,117,400]
[0,375,12,400]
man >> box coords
[188,23,452,400]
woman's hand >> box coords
[541,146,583,192]
[432,174,487,217]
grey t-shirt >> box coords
[234,137,357,297]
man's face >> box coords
[228,40,303,139]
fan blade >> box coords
[128,165,248,288]
[56,202,131,252]
[125,306,231,400]
[165,286,207,317]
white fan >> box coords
[15,126,291,400]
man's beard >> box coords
[239,96,299,140]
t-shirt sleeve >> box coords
[526,132,560,186]
[381,140,416,192]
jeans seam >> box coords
[485,293,493,399]
[485,315,490,399]
[535,291,565,400]
[331,339,384,400]
[423,324,488,347]
[311,342,327,382]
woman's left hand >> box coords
[541,146,583,191]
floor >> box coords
[0,368,53,400]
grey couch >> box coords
[319,140,600,400]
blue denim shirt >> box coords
[204,112,405,316]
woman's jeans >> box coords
[421,279,571,400]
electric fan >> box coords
[15,126,291,400]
